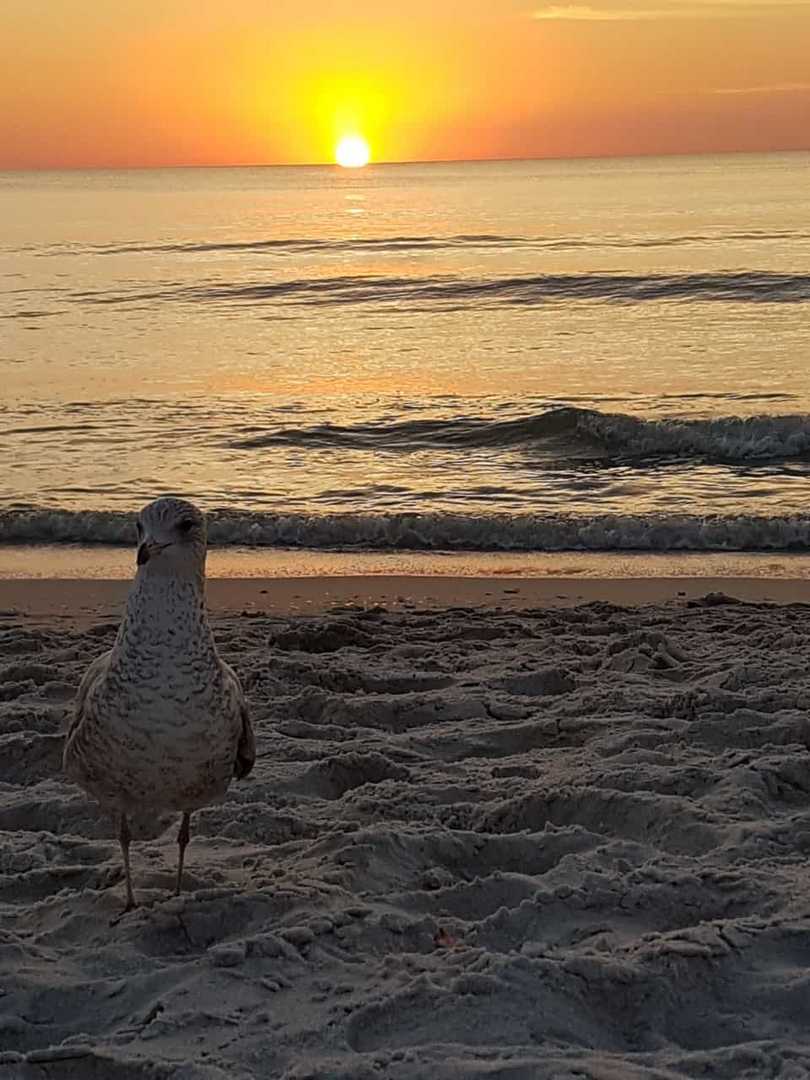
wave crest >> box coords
[38,228,810,258]
[2,507,810,553]
[232,407,810,463]
[71,271,810,310]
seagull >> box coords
[64,497,255,912]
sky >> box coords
[2,0,809,168]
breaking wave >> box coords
[232,406,810,464]
[3,507,810,553]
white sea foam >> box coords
[2,507,810,552]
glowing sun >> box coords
[335,135,371,168]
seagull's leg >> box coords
[119,813,136,911]
[175,811,191,896]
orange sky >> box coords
[2,0,808,168]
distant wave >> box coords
[27,228,810,258]
[69,271,810,309]
[232,407,810,464]
[3,507,810,553]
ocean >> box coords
[3,152,810,555]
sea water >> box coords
[2,153,810,553]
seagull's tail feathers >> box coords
[235,703,256,780]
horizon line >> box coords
[2,146,809,173]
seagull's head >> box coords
[135,497,207,580]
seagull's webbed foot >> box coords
[109,899,139,927]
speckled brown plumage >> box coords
[64,496,255,910]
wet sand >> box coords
[3,573,810,627]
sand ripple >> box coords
[3,598,810,1077]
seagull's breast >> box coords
[74,666,240,813]
[68,578,244,813]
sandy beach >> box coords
[4,576,810,1077]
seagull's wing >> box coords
[66,649,112,742]
[221,660,256,780]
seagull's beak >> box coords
[137,541,168,566]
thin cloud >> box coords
[710,82,810,94]
[532,5,673,18]
[531,2,810,20]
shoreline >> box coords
[2,544,810,583]
[3,574,810,625]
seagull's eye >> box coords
[178,519,194,535]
